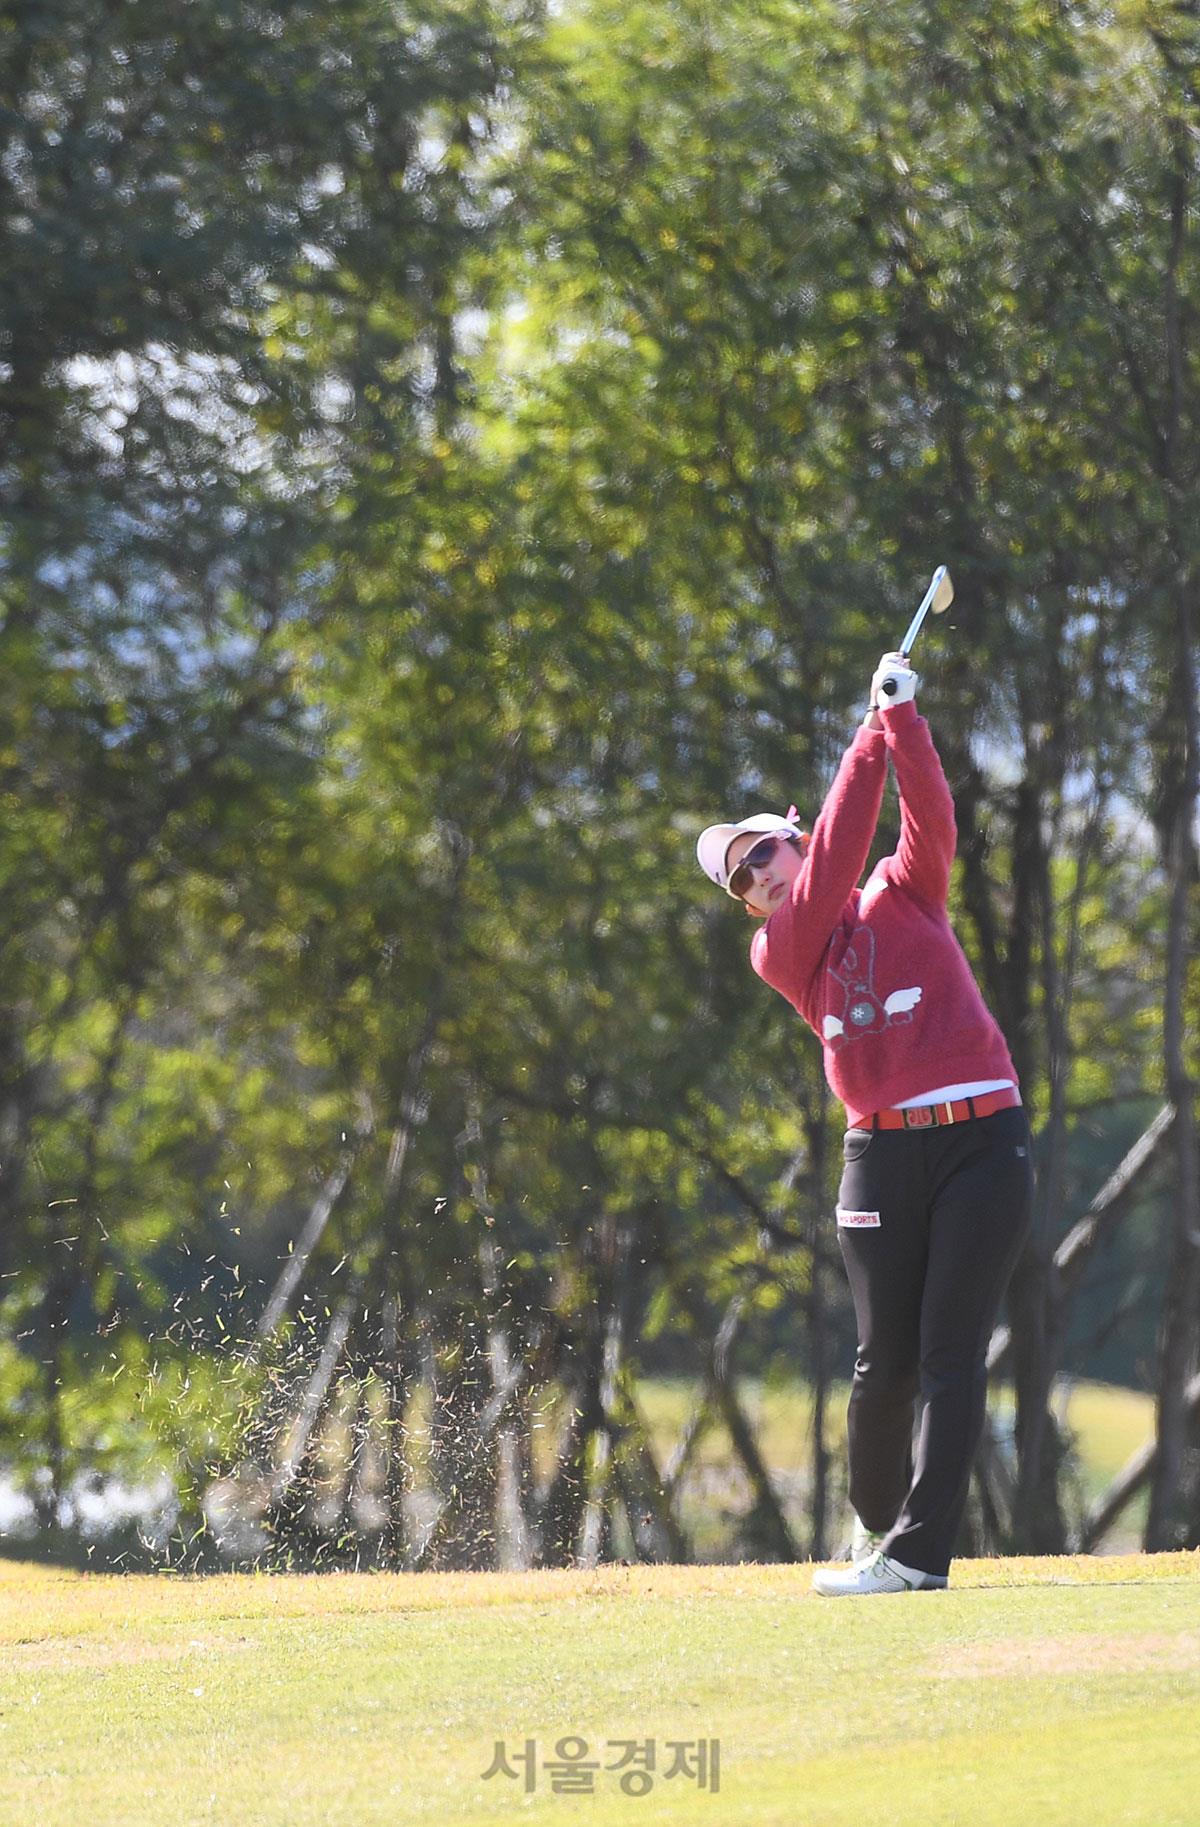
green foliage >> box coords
[0,0,1195,1560]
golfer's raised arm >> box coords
[751,720,887,993]
[879,697,956,908]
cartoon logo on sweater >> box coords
[822,926,923,1049]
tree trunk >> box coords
[1143,108,1200,1551]
[577,1224,632,1568]
[422,1320,500,1570]
[1145,724,1200,1547]
[608,1377,690,1562]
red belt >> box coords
[859,1087,1022,1132]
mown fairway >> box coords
[1,1553,1197,1826]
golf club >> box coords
[879,565,954,694]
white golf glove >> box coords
[871,651,918,707]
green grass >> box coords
[1,1553,1197,1826]
[1059,1381,1156,1483]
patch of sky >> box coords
[0,1473,176,1543]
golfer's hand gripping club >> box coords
[872,651,918,707]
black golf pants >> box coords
[835,1104,1034,1578]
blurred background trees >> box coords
[0,0,1196,1569]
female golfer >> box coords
[696,654,1033,1594]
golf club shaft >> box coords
[879,565,949,696]
[897,564,948,657]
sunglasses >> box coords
[727,833,795,900]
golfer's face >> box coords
[726,831,804,918]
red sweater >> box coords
[749,699,1017,1126]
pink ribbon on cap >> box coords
[786,804,799,822]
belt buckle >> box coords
[902,1105,936,1130]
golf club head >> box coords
[930,569,954,614]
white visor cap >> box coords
[696,810,805,895]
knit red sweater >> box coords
[749,699,1017,1126]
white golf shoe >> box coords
[812,1549,948,1596]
